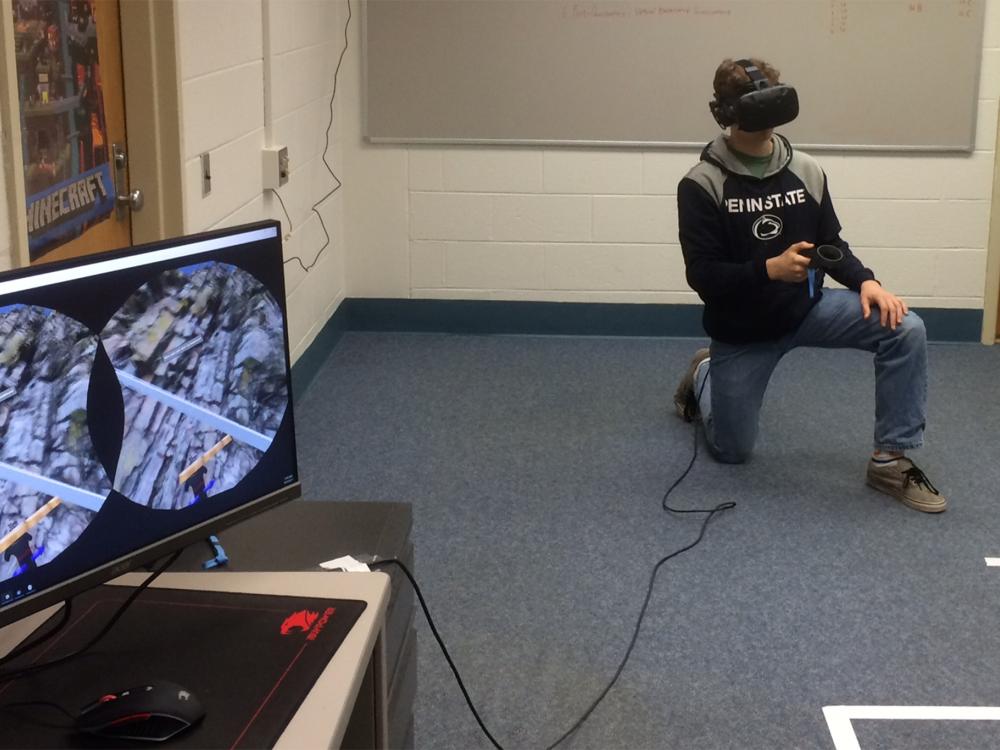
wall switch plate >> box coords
[263,146,289,189]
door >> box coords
[993,100,1000,343]
[11,0,138,265]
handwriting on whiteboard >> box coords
[829,0,848,34]
[561,3,732,21]
[909,1,975,17]
[560,1,975,27]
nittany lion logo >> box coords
[281,610,319,635]
[752,214,783,240]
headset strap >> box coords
[735,58,771,91]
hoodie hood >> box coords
[700,132,793,180]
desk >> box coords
[0,501,412,749]
[173,500,417,749]
[0,570,390,750]
[111,570,391,750]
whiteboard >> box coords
[362,0,987,151]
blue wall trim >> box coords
[290,302,349,400]
[342,298,983,342]
[910,307,984,343]
[344,298,708,337]
[291,298,984,395]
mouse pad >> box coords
[0,584,367,749]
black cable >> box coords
[282,0,350,274]
[543,499,733,750]
[369,356,734,750]
[544,358,733,748]
[660,374,724,513]
[0,700,76,729]
[662,418,704,513]
[663,358,726,514]
[0,598,73,668]
[0,550,181,685]
[371,558,505,750]
[268,188,293,236]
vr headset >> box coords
[709,59,799,132]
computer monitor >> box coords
[0,220,300,629]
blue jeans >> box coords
[694,289,928,463]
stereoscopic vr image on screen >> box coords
[0,222,299,627]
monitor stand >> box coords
[0,603,63,659]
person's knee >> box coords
[715,450,752,465]
[704,402,759,465]
[900,311,926,339]
[892,311,927,350]
[709,439,754,464]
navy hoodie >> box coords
[677,133,875,344]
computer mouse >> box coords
[76,680,205,742]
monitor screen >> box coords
[0,221,300,627]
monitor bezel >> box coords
[0,219,302,629]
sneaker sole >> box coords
[866,476,947,513]
[672,394,692,421]
[673,349,709,422]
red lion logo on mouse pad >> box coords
[281,610,319,635]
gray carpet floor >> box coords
[294,332,1000,750]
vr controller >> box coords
[802,244,845,271]
[710,59,799,132]
[801,244,845,298]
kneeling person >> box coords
[673,57,945,513]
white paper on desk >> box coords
[320,555,371,572]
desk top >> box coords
[110,570,391,750]
[172,499,412,573]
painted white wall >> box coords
[0,0,348,361]
[0,1,997,346]
[0,129,10,273]
[175,0,347,363]
[339,0,408,299]
[342,0,1000,312]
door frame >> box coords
[984,97,1000,345]
[0,2,28,265]
[0,0,184,268]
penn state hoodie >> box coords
[677,133,875,344]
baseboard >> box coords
[343,298,708,337]
[290,303,349,400]
[341,298,983,341]
[910,307,984,343]
[290,298,984,395]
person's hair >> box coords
[713,58,780,101]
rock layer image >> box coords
[0,306,109,584]
[102,262,288,510]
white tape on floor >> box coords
[984,558,1000,566]
[824,706,1000,750]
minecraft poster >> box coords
[12,1,114,260]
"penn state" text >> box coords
[726,189,806,214]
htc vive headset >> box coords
[709,59,799,132]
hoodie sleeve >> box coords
[677,177,770,298]
[816,173,876,291]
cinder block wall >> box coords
[0,1,348,363]
[341,1,1000,317]
[1,1,998,348]
[176,0,347,364]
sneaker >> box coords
[866,457,947,513]
[672,348,710,423]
